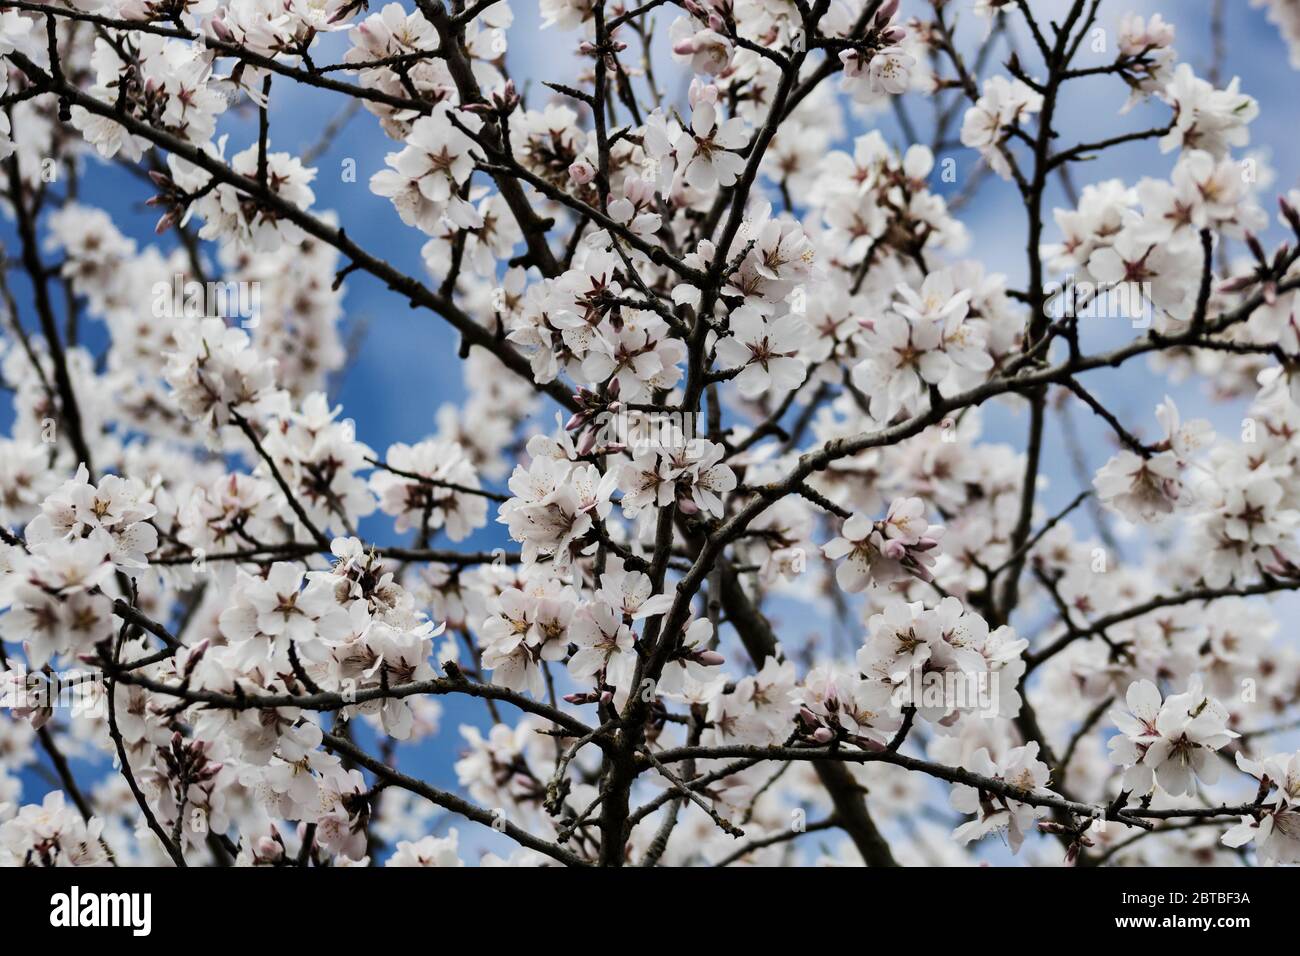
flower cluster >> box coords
[822,497,945,592]
[1108,677,1239,797]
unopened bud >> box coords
[569,160,596,185]
[1245,232,1267,265]
[155,208,180,235]
[1280,195,1300,236]
[183,640,210,677]
[1218,274,1256,294]
[209,17,234,42]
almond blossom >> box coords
[1107,677,1239,797]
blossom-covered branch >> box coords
[2,0,1300,870]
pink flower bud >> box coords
[209,17,234,41]
[1218,275,1255,293]
[810,727,835,744]
[1281,195,1300,235]
[155,209,179,235]
[569,160,596,185]
[694,650,725,666]
[673,38,697,55]
[882,538,908,560]
[1246,232,1267,264]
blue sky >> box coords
[3,0,1299,861]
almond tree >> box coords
[1,0,1299,868]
